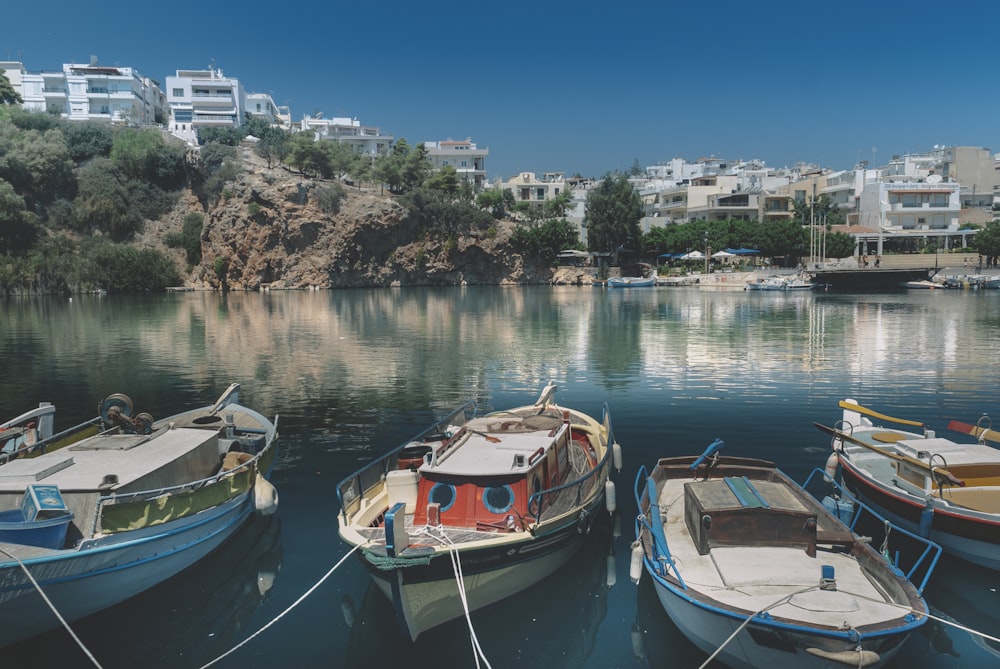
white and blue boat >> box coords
[607,276,655,288]
[633,440,939,669]
[0,383,278,647]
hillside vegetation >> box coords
[0,109,576,295]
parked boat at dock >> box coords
[817,399,1000,571]
[336,381,620,641]
[0,383,279,647]
[608,276,655,288]
[634,439,938,669]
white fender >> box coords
[804,647,880,667]
[254,474,279,515]
[824,452,839,482]
[629,542,644,584]
[612,442,623,472]
[605,480,617,513]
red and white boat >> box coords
[336,382,620,640]
[817,399,1000,571]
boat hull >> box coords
[649,574,906,669]
[338,392,615,640]
[367,527,588,639]
[0,493,254,646]
[838,457,1000,570]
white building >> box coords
[424,138,488,189]
[245,92,292,129]
[854,176,964,254]
[14,60,165,125]
[300,114,393,157]
[166,68,246,144]
[499,172,569,210]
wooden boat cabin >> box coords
[385,410,599,533]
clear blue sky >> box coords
[3,1,997,181]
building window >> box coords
[172,88,183,97]
[461,160,467,168]
[256,103,261,112]
[536,188,545,200]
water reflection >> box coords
[2,288,1000,667]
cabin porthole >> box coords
[483,485,514,514]
[429,483,457,512]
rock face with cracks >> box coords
[141,147,577,290]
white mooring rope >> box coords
[0,546,104,668]
[198,543,360,668]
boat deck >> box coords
[0,427,219,495]
[657,478,904,628]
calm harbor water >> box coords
[2,286,998,668]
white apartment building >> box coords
[166,68,245,144]
[424,139,488,188]
[499,172,569,211]
[300,114,393,157]
[854,176,964,254]
[13,60,165,125]
[245,92,292,129]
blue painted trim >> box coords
[1,497,252,593]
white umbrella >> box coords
[681,251,704,260]
[712,250,736,259]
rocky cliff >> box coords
[142,147,572,290]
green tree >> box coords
[286,133,333,178]
[584,173,643,254]
[62,122,114,162]
[0,68,22,105]
[973,220,1000,258]
[74,157,136,239]
[255,128,290,168]
[476,187,508,219]
[542,190,573,219]
[512,218,579,264]
[110,128,185,188]
[0,119,76,208]
[0,179,38,251]
[823,231,857,259]
[424,164,459,194]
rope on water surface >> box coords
[0,546,104,669]
[199,543,361,669]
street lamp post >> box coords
[703,230,710,274]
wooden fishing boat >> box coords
[0,383,279,647]
[336,381,620,640]
[633,439,938,669]
[817,399,1000,570]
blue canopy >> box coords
[729,248,761,255]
